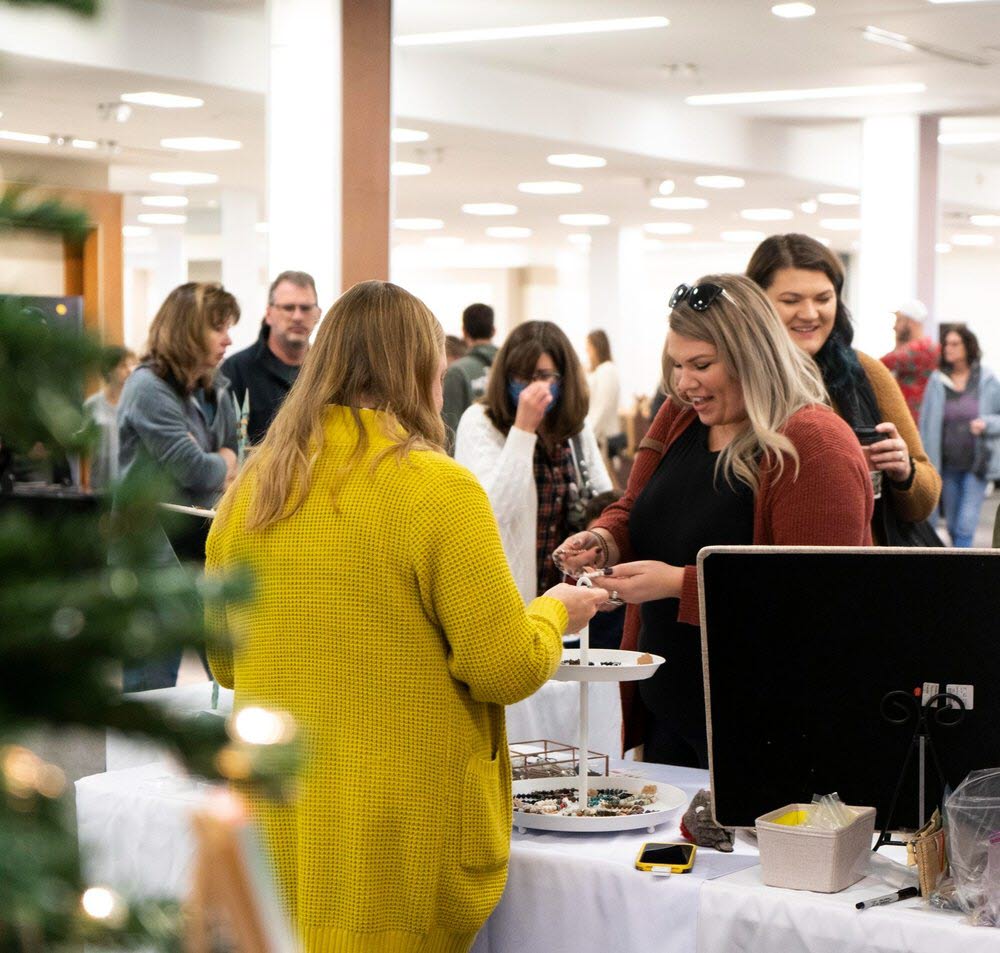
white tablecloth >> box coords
[697,863,1000,953]
[472,762,759,953]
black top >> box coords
[629,420,754,735]
[220,328,301,445]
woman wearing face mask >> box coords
[455,320,612,605]
[746,234,940,544]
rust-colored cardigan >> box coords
[592,400,874,753]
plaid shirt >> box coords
[533,439,574,596]
[882,337,939,425]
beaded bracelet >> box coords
[590,530,610,568]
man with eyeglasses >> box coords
[221,270,321,444]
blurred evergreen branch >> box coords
[1,0,97,13]
[0,183,91,245]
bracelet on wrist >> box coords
[590,530,610,568]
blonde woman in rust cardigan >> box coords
[747,233,940,542]
[206,281,604,953]
[554,275,873,766]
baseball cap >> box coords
[893,299,928,321]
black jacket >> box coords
[220,327,301,445]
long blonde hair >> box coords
[230,280,445,531]
[664,273,828,491]
[143,282,240,392]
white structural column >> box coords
[267,0,342,306]
[220,188,261,351]
[587,227,660,392]
[856,115,939,356]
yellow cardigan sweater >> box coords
[206,406,566,953]
[857,352,941,527]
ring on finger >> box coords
[611,589,618,601]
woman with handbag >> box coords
[553,275,873,767]
[455,320,612,605]
[919,324,1000,547]
[746,233,941,545]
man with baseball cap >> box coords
[882,298,939,425]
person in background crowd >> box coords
[83,346,136,492]
[117,281,240,691]
[221,270,320,445]
[554,275,873,767]
[445,334,468,364]
[455,320,612,606]
[882,298,939,425]
[206,280,605,953]
[920,324,1000,547]
[441,302,497,453]
[586,329,626,461]
[746,234,940,544]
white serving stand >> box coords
[513,583,685,833]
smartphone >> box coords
[635,841,697,873]
[853,426,887,446]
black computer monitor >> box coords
[698,546,1000,829]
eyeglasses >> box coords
[669,283,733,312]
[269,303,319,316]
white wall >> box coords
[937,247,1000,369]
[0,231,64,295]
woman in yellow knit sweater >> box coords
[206,280,604,953]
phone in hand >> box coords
[853,426,887,446]
[635,841,697,873]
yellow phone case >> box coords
[635,841,697,873]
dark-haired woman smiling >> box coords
[746,234,940,543]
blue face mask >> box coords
[507,379,561,413]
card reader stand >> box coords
[874,689,966,851]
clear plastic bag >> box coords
[943,767,1000,923]
[805,792,855,830]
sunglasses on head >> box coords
[669,282,732,312]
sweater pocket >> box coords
[460,752,511,872]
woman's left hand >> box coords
[587,560,684,605]
[868,422,912,484]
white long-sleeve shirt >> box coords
[587,360,621,445]
[454,403,612,604]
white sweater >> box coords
[587,360,621,445]
[454,403,613,604]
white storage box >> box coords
[755,803,876,893]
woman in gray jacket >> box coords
[919,324,1000,547]
[117,281,240,689]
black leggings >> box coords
[642,708,709,769]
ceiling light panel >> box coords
[71,138,98,149]
[395,16,669,47]
[658,179,676,195]
[951,233,995,245]
[547,153,607,168]
[391,127,429,143]
[695,175,745,189]
[772,3,816,17]
[394,217,444,230]
[799,200,819,214]
[518,181,583,194]
[121,91,204,108]
[686,82,925,105]
[462,203,517,216]
[160,137,241,151]
[651,196,708,210]
[0,130,50,144]
[137,212,187,225]
[862,26,916,53]
[142,195,189,208]
[150,171,219,186]
[392,161,431,176]
[970,215,1000,226]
